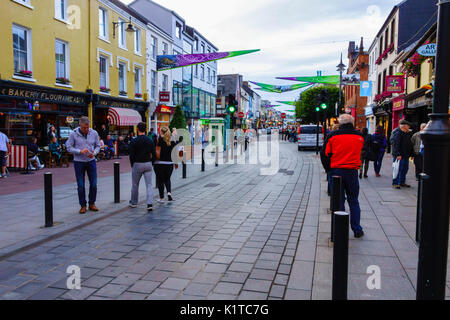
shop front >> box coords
[0,80,89,146]
[373,101,392,151]
[404,88,432,130]
[94,95,149,140]
[392,95,405,130]
[152,104,175,135]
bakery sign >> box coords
[0,85,86,106]
[385,75,404,94]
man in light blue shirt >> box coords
[0,131,9,178]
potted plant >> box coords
[56,77,71,84]
[18,70,32,77]
[135,93,142,98]
[100,86,111,93]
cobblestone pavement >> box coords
[0,141,448,300]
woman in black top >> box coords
[154,127,179,203]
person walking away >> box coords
[320,114,365,238]
[390,120,414,189]
[411,123,427,181]
[129,122,157,212]
[359,128,371,179]
[154,127,179,203]
[0,130,9,178]
[66,116,100,214]
[372,126,388,177]
[147,127,158,146]
[49,137,62,166]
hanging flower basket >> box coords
[56,77,70,84]
[18,70,32,77]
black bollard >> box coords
[215,146,219,167]
[114,162,120,203]
[330,176,343,243]
[44,172,53,228]
[182,151,186,179]
[332,211,349,300]
[201,148,205,172]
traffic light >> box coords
[320,89,328,110]
[227,105,236,114]
[227,94,237,115]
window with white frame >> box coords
[151,70,156,99]
[55,39,69,82]
[207,67,210,84]
[201,43,205,54]
[175,23,181,39]
[212,70,216,86]
[194,37,199,51]
[118,18,126,49]
[134,28,141,54]
[99,7,108,40]
[55,0,67,21]
[118,62,127,95]
[13,24,32,75]
[162,42,168,55]
[200,65,205,81]
[162,74,168,91]
[134,67,141,95]
[151,36,157,59]
[194,65,198,78]
[99,55,109,90]
[13,0,32,8]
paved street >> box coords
[0,140,448,300]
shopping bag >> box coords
[392,159,400,179]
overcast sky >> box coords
[121,0,403,113]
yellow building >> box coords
[0,0,149,146]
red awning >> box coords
[108,107,142,126]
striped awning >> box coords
[107,107,142,126]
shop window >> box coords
[55,39,69,83]
[13,24,32,76]
[54,0,68,22]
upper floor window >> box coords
[200,65,205,81]
[175,22,181,39]
[118,62,127,95]
[151,70,157,99]
[212,70,216,86]
[194,65,198,78]
[151,36,157,59]
[201,43,205,54]
[118,18,126,49]
[207,67,211,84]
[134,67,141,95]
[12,0,33,9]
[54,0,68,21]
[162,42,168,55]
[99,55,109,90]
[99,7,108,40]
[13,24,32,76]
[134,28,141,54]
[162,74,168,91]
[55,39,69,82]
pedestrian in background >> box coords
[390,119,414,189]
[320,114,365,238]
[129,122,157,212]
[372,126,388,177]
[154,126,179,203]
[411,123,427,181]
[0,130,9,178]
[359,128,371,179]
[66,116,100,214]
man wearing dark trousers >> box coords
[320,114,365,238]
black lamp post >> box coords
[112,16,135,39]
[416,0,450,300]
[336,54,346,117]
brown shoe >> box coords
[79,206,87,214]
[89,204,99,212]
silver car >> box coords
[297,125,324,151]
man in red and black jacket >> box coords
[320,114,365,238]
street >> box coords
[0,140,447,300]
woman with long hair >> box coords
[373,125,388,177]
[154,127,178,203]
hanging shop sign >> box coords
[66,116,74,123]
[392,95,405,112]
[159,91,170,102]
[417,43,437,57]
[385,75,405,94]
[360,81,372,97]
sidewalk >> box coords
[0,146,235,258]
[310,154,450,300]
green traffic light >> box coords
[321,103,327,110]
[316,107,320,112]
[229,106,236,113]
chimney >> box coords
[359,37,364,53]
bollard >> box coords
[182,151,187,179]
[114,162,120,203]
[330,176,343,243]
[215,146,219,167]
[332,211,349,300]
[225,144,229,163]
[44,172,53,228]
[201,148,205,172]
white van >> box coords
[297,125,324,151]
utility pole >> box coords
[416,0,450,300]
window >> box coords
[134,67,141,95]
[13,24,32,75]
[13,0,33,8]
[207,47,211,54]
[55,39,69,81]
[151,36,157,59]
[162,74,168,91]
[194,65,198,78]
[151,70,156,99]
[207,67,210,84]
[391,19,396,45]
[379,36,383,55]
[212,71,216,86]
[201,43,205,54]
[175,23,181,39]
[194,37,199,51]
[99,55,109,90]
[118,18,126,49]
[134,28,141,54]
[162,42,168,55]
[200,65,205,81]
[385,28,389,52]
[118,62,127,95]
[99,8,108,40]
[55,0,67,21]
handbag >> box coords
[155,145,161,161]
[392,159,400,179]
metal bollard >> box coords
[182,151,187,179]
[44,172,53,228]
[114,162,120,203]
[332,211,349,300]
[201,148,205,172]
[330,176,343,243]
[215,146,219,167]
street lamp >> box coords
[112,16,136,39]
[336,53,346,117]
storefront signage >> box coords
[159,91,170,103]
[0,85,86,106]
[360,81,372,97]
[99,99,136,109]
[385,76,404,94]
[417,43,437,57]
[392,96,405,111]
[238,112,245,118]
[66,116,74,123]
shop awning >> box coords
[108,107,142,126]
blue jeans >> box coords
[330,168,363,234]
[393,158,409,185]
[374,152,385,175]
[74,160,97,207]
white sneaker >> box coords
[157,198,165,204]
[129,203,137,208]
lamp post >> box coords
[337,54,346,117]
[416,0,450,300]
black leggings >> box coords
[154,164,174,198]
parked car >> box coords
[297,125,324,151]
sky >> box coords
[121,0,404,113]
